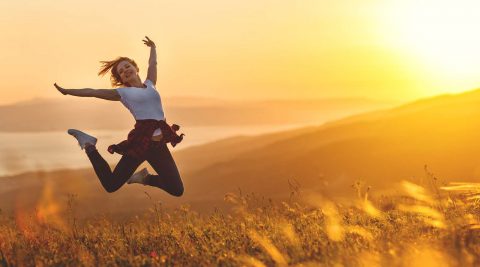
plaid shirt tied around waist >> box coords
[107,119,185,160]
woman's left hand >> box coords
[143,36,156,48]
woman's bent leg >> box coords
[145,143,184,197]
[86,147,144,193]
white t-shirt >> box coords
[116,79,164,136]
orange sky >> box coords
[1,0,480,105]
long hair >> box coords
[98,57,140,87]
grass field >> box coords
[1,176,480,266]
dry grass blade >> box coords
[248,230,289,266]
[359,199,384,219]
[401,181,434,204]
[237,255,267,267]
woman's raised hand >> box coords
[54,83,68,95]
[142,36,156,48]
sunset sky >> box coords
[1,0,480,105]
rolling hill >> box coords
[180,88,480,199]
[2,89,480,217]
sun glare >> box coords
[382,0,480,93]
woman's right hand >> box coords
[54,83,68,95]
[142,36,156,48]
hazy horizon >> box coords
[1,93,401,107]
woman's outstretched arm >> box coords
[54,83,120,101]
[143,36,157,85]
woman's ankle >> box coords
[85,143,97,154]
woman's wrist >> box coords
[149,46,157,64]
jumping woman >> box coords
[53,36,185,196]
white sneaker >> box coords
[127,167,150,185]
[67,129,97,150]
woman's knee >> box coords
[104,184,121,193]
[172,185,184,197]
[171,189,184,197]
[101,177,124,193]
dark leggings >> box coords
[86,142,184,196]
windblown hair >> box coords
[98,57,139,87]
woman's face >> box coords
[116,60,138,85]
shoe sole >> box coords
[67,129,97,149]
[127,168,149,184]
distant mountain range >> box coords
[0,96,394,131]
[3,90,480,218]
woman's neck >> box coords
[125,77,145,88]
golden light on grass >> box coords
[224,192,249,216]
[440,182,480,192]
[359,199,384,220]
[248,230,288,266]
[357,251,381,267]
[325,221,344,242]
[4,184,480,265]
[76,246,95,266]
[466,195,480,201]
[237,255,267,267]
[35,178,67,231]
[397,204,446,229]
[441,182,480,203]
[404,246,450,267]
[401,180,434,203]
[280,222,300,246]
[397,205,443,220]
[422,218,446,229]
[321,201,345,242]
[345,225,374,241]
[14,199,32,240]
[306,194,345,242]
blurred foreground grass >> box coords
[2,176,480,266]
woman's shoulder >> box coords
[144,79,157,89]
[115,87,130,100]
